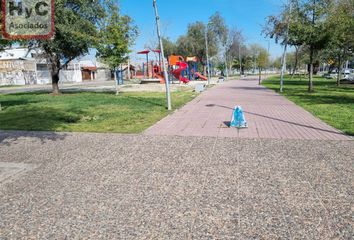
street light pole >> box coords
[205,24,211,85]
[280,0,292,93]
[153,0,171,110]
[266,40,270,77]
[238,43,242,77]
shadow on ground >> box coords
[206,104,349,137]
[0,131,67,146]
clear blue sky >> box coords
[120,0,287,61]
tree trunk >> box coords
[52,71,60,94]
[291,46,299,79]
[258,68,261,85]
[308,47,314,92]
[50,57,61,95]
[337,55,342,86]
[228,59,232,77]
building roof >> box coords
[137,50,150,55]
[0,48,31,59]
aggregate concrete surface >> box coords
[0,131,353,239]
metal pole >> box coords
[280,0,292,93]
[205,25,211,85]
[153,0,171,110]
[146,54,149,78]
[280,42,288,93]
[238,43,242,77]
[266,40,270,77]
[114,67,119,95]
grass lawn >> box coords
[262,75,354,136]
[0,91,197,133]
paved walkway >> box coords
[146,78,351,140]
[0,132,353,239]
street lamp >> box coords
[205,23,211,85]
[153,0,171,110]
[238,43,242,77]
[266,39,270,76]
[280,0,292,93]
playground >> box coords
[115,50,209,85]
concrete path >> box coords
[0,131,353,239]
[145,78,351,140]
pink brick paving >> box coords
[145,78,352,140]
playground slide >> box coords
[195,72,208,81]
[172,62,190,84]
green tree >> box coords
[176,22,217,74]
[254,46,270,84]
[289,0,332,92]
[33,0,106,94]
[325,0,354,85]
[96,1,138,70]
[232,45,253,75]
[272,57,282,70]
[160,37,177,57]
[0,2,14,50]
[176,35,192,57]
[264,0,333,92]
[209,12,229,76]
[226,28,245,75]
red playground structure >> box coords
[136,50,208,84]
[168,55,190,84]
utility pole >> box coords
[205,25,211,85]
[153,0,171,110]
[239,43,242,77]
[266,40,270,77]
[127,57,131,80]
[280,0,292,93]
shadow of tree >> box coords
[125,95,165,108]
[0,102,86,143]
[0,130,68,146]
[289,93,354,105]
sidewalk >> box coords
[145,77,351,140]
[1,132,353,238]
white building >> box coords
[0,47,111,86]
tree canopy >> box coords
[96,1,138,70]
[20,0,138,94]
[264,0,352,92]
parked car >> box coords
[323,69,354,81]
[345,69,354,81]
[323,71,337,79]
[343,69,354,81]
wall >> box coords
[59,69,82,83]
[96,69,111,81]
[0,59,38,86]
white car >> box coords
[324,69,354,81]
[343,69,354,81]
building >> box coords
[0,47,111,86]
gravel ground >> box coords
[0,131,353,239]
